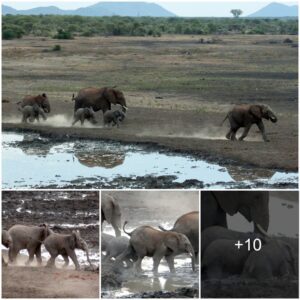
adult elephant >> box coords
[72,87,127,114]
[159,211,199,261]
[18,93,51,113]
[101,194,122,237]
[201,191,269,232]
[221,104,277,142]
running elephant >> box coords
[101,194,122,237]
[8,224,52,265]
[72,87,127,114]
[18,93,51,113]
[19,104,47,123]
[221,104,277,142]
[44,230,92,270]
[159,211,199,261]
[201,191,269,232]
[72,107,97,126]
[103,110,126,127]
[115,222,196,274]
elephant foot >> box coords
[238,137,245,141]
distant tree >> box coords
[231,9,243,18]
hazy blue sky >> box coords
[3,1,298,17]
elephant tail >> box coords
[123,221,132,236]
[220,113,229,126]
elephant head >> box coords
[85,107,97,124]
[72,230,93,267]
[250,105,277,123]
[36,93,51,113]
[2,230,12,248]
[164,232,196,271]
[212,191,269,232]
[102,88,127,112]
[39,223,53,240]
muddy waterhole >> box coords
[2,132,298,189]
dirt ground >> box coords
[2,191,99,298]
[2,35,298,171]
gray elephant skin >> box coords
[202,237,262,279]
[201,226,265,257]
[221,104,277,142]
[159,211,199,261]
[2,230,12,266]
[72,107,97,126]
[101,195,122,237]
[44,230,92,270]
[103,110,126,127]
[243,239,297,280]
[201,191,269,232]
[19,104,47,123]
[115,222,196,274]
[8,224,52,265]
[18,93,51,113]
[101,233,114,252]
[72,87,127,114]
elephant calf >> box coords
[44,230,92,270]
[103,110,125,128]
[72,107,97,126]
[115,222,195,274]
[221,104,277,142]
[19,104,47,123]
[243,239,297,280]
[8,224,52,265]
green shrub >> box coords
[52,44,61,51]
[53,29,73,39]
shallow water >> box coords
[2,132,298,189]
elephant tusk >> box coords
[256,223,270,237]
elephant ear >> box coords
[163,232,180,252]
[250,105,262,119]
[70,230,79,249]
[215,192,240,216]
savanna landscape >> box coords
[2,16,298,188]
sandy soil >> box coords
[2,35,298,171]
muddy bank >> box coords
[2,266,99,298]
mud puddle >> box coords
[2,132,298,189]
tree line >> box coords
[2,15,298,40]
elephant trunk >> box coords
[186,244,196,272]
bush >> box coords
[53,29,73,39]
[52,44,61,51]
[2,25,24,39]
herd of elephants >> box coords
[17,86,278,141]
[100,192,296,281]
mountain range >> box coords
[2,2,298,18]
[2,2,176,17]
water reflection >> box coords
[226,165,275,181]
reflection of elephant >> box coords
[226,165,275,182]
[243,239,297,280]
[101,194,122,237]
[2,230,12,266]
[72,87,127,114]
[159,211,199,260]
[18,93,51,113]
[8,224,52,265]
[221,104,277,142]
[201,191,269,232]
[201,226,265,257]
[72,107,97,126]
[115,222,195,274]
[19,104,47,123]
[75,151,125,168]
[44,230,92,270]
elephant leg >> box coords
[230,128,238,141]
[152,254,164,274]
[135,256,143,273]
[103,252,112,262]
[112,224,121,237]
[8,247,19,264]
[62,254,69,268]
[72,118,78,126]
[238,125,251,141]
[46,255,57,268]
[257,121,269,142]
[67,249,80,270]
[225,129,233,140]
[35,245,42,265]
[165,255,176,273]
[26,248,36,265]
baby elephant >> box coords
[19,104,47,123]
[115,222,195,274]
[73,107,97,126]
[103,110,125,128]
[44,230,92,270]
